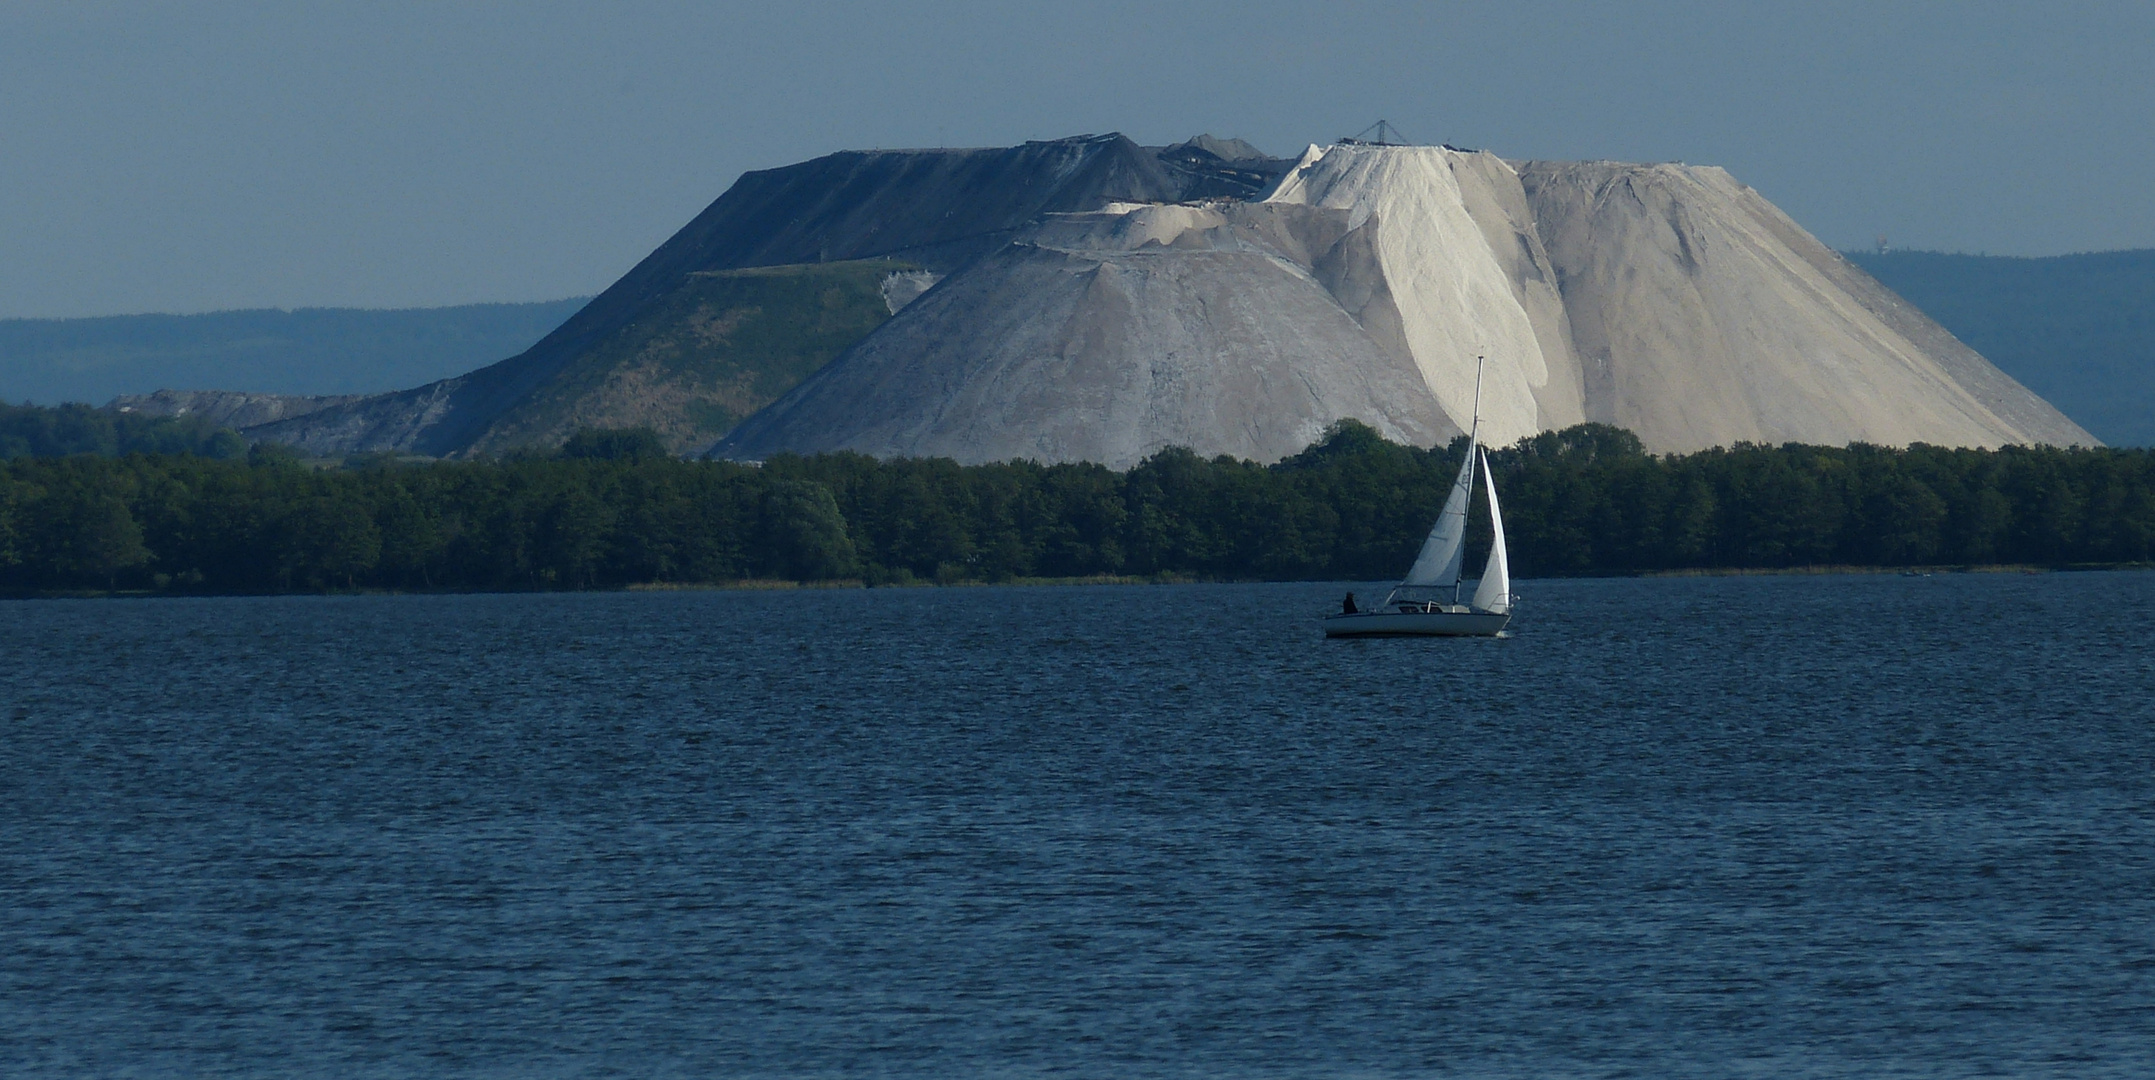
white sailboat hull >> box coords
[1322,608,1510,637]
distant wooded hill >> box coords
[0,299,589,407]
[1848,250,2155,446]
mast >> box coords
[1455,356,1484,606]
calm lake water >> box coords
[3,574,2152,1078]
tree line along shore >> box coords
[1,418,2151,595]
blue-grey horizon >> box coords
[3,0,2150,320]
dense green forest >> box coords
[2,422,2150,594]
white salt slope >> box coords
[712,202,1456,468]
[1266,144,2092,452]
[1267,144,1579,446]
[1518,161,2095,449]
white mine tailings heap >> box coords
[179,133,2089,462]
[717,142,2092,466]
[716,201,1454,467]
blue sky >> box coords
[3,0,2150,318]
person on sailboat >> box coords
[1342,592,1358,614]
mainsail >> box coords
[1400,437,1477,587]
[1471,447,1511,613]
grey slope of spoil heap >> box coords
[713,203,1456,469]
[1515,161,2094,450]
[107,389,369,430]
[241,134,1289,457]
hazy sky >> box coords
[4,0,2150,318]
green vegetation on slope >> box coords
[5,423,2152,594]
[463,261,911,455]
[1848,249,2155,446]
[0,299,588,405]
[0,402,245,460]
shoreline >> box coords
[6,562,2151,601]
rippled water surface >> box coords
[4,574,2153,1077]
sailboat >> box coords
[1324,359,1512,638]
